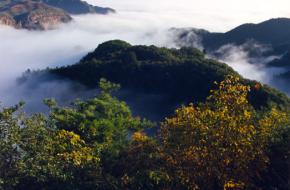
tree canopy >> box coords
[0,77,289,189]
[50,40,290,111]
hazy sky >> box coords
[87,0,290,31]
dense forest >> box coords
[2,40,290,189]
[0,77,290,190]
[50,40,290,111]
[2,0,290,188]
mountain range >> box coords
[0,0,115,30]
[42,0,115,15]
[175,18,290,54]
[40,40,289,120]
[173,18,290,81]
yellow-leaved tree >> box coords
[161,76,289,190]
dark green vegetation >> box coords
[42,0,115,15]
[174,18,290,88]
[0,77,289,190]
[0,0,72,30]
[0,79,154,190]
[50,40,290,112]
[175,18,290,54]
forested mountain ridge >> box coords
[175,18,290,54]
[49,40,290,111]
[174,18,290,83]
[1,39,290,190]
[205,18,290,52]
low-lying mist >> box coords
[6,73,176,121]
[0,13,176,116]
[0,4,289,119]
[212,43,286,83]
[171,28,290,95]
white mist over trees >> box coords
[0,0,290,111]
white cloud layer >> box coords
[87,0,290,32]
[0,0,289,111]
[0,13,177,109]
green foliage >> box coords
[101,132,170,190]
[50,40,290,112]
[99,78,120,94]
[45,79,152,150]
[0,78,289,190]
[0,79,153,190]
[0,103,23,189]
[50,41,236,101]
[160,76,289,189]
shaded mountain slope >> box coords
[42,0,115,15]
[268,51,290,68]
[175,18,290,54]
[173,18,290,84]
[203,18,290,51]
[48,40,290,110]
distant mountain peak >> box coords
[175,17,290,54]
[41,0,116,15]
[0,0,116,30]
[0,0,72,30]
[260,17,290,24]
[227,17,290,33]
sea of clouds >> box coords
[0,0,289,115]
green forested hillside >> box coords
[0,77,289,190]
[50,40,290,110]
[173,18,290,85]
[3,40,289,189]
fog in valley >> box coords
[0,0,290,119]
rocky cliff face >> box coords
[0,0,72,30]
[0,13,17,27]
[24,10,71,30]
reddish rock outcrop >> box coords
[0,0,72,30]
[0,14,17,28]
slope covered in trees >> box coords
[203,18,290,52]
[0,77,289,189]
[173,18,290,87]
[175,18,290,54]
[50,40,290,111]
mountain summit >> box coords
[0,0,72,30]
[176,18,290,53]
[0,0,115,30]
[42,0,116,15]
[204,18,290,51]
